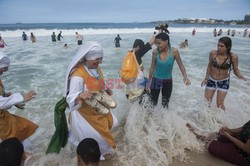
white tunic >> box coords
[0,93,24,109]
[66,66,118,158]
[0,91,31,150]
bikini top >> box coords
[211,54,232,70]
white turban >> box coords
[64,41,103,96]
[0,52,10,68]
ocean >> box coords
[0,22,250,166]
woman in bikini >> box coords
[201,37,246,110]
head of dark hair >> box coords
[218,36,232,55]
[155,33,171,47]
[77,138,101,165]
[0,137,24,166]
[133,39,144,49]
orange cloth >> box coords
[120,51,139,84]
[71,65,115,148]
[0,79,38,142]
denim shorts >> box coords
[206,76,230,92]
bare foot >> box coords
[186,123,207,141]
[103,154,113,160]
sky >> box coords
[0,0,249,24]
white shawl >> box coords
[0,52,10,68]
[64,41,103,96]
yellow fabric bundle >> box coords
[120,51,139,84]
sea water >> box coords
[0,23,250,166]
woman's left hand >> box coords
[106,89,113,96]
[219,130,231,138]
[183,78,191,86]
[239,75,247,81]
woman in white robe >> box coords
[65,42,118,160]
[0,52,37,144]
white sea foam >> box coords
[0,27,248,37]
[1,31,250,165]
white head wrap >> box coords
[64,41,103,96]
[0,52,10,68]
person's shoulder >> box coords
[152,49,158,54]
[231,53,238,61]
[172,47,179,53]
[210,50,217,55]
[230,52,237,57]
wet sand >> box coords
[171,151,234,166]
[99,151,235,166]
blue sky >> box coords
[0,0,249,23]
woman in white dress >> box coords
[64,42,118,160]
[0,52,37,143]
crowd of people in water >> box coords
[0,25,249,166]
[0,28,249,49]
[213,28,250,37]
[1,31,84,49]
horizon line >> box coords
[0,18,246,25]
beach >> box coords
[99,151,235,166]
[0,23,250,165]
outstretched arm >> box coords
[148,49,157,81]
[174,48,191,85]
[67,76,93,110]
[148,34,155,46]
[220,130,250,153]
[232,54,246,81]
[138,35,155,58]
[0,91,35,109]
[220,126,242,136]
[201,51,213,86]
[146,50,157,91]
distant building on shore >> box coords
[153,15,250,25]
[173,18,224,24]
[244,14,250,22]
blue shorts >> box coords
[206,76,230,92]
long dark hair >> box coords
[155,33,171,47]
[218,37,232,55]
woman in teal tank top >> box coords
[148,33,191,108]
